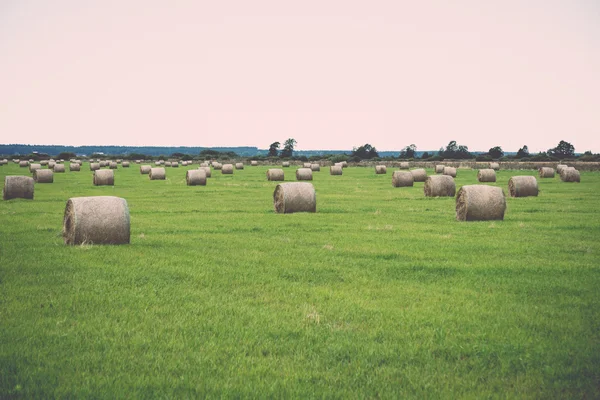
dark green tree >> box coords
[399,144,417,159]
[515,145,529,159]
[420,151,431,159]
[281,138,297,158]
[57,152,77,160]
[488,146,504,159]
[268,142,280,157]
[548,140,575,159]
[351,144,379,159]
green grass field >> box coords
[1,162,599,398]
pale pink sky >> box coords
[1,0,599,152]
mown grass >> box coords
[1,162,599,398]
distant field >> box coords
[1,162,599,398]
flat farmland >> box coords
[1,162,599,398]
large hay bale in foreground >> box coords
[508,176,538,197]
[235,163,244,170]
[310,164,321,172]
[140,165,151,174]
[560,167,580,182]
[63,196,130,245]
[28,163,41,173]
[273,182,316,213]
[456,185,506,221]
[435,165,445,173]
[443,167,457,177]
[93,170,114,186]
[424,175,455,197]
[34,169,53,183]
[53,164,66,173]
[375,165,387,174]
[392,171,413,187]
[330,166,343,175]
[267,169,284,181]
[411,168,427,182]
[399,162,410,169]
[489,162,500,171]
[149,167,166,180]
[477,169,496,182]
[200,166,212,177]
[69,163,81,172]
[222,164,234,174]
[90,163,100,171]
[186,169,207,186]
[282,161,290,167]
[538,167,555,178]
[296,168,313,181]
[556,164,568,175]
[3,176,35,200]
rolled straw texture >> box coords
[108,162,118,169]
[251,160,258,166]
[235,163,244,170]
[273,182,316,213]
[171,162,179,168]
[330,166,343,175]
[303,163,312,168]
[186,169,207,186]
[34,169,54,183]
[164,162,172,167]
[3,176,35,200]
[392,171,414,187]
[149,167,166,180]
[213,163,222,170]
[411,169,427,182]
[310,164,321,172]
[267,169,285,181]
[477,169,496,182]
[538,167,555,178]
[435,165,445,173]
[93,169,114,186]
[556,164,568,175]
[340,161,348,168]
[200,166,212,178]
[200,162,209,167]
[90,163,100,171]
[424,175,455,197]
[221,164,234,174]
[296,168,313,181]
[560,167,580,182]
[456,185,506,221]
[375,165,387,174]
[140,165,151,174]
[53,164,66,173]
[399,162,410,169]
[508,176,538,197]
[282,162,290,167]
[122,162,130,168]
[489,162,500,171]
[69,163,81,172]
[63,196,130,245]
[443,167,457,177]
[29,163,41,173]
[19,161,29,167]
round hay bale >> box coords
[251,160,258,166]
[140,165,151,174]
[116,159,122,164]
[90,163,100,171]
[40,160,48,166]
[424,175,455,197]
[375,165,387,174]
[69,163,81,172]
[282,161,290,167]
[556,164,568,175]
[392,171,414,187]
[122,161,130,168]
[29,163,41,173]
[154,161,161,166]
[399,162,410,169]
[213,162,222,170]
[235,163,244,170]
[3,176,35,200]
[411,168,427,182]
[164,161,172,167]
[199,166,212,178]
[340,161,348,168]
[98,161,107,168]
[63,196,130,245]
[273,182,316,213]
[443,167,457,177]
[330,166,343,175]
[135,160,141,164]
[435,165,445,173]
[296,168,313,181]
[34,169,54,183]
[186,169,207,186]
[200,162,209,167]
[310,164,321,172]
[538,167,555,178]
[477,169,496,182]
[149,167,166,180]
[221,164,234,174]
[560,167,580,182]
[456,185,506,221]
[171,162,179,168]
[48,161,56,169]
[53,164,66,173]
[108,162,118,169]
[303,163,312,168]
[93,169,114,186]
[508,176,538,197]
[267,169,284,181]
[489,162,500,171]
[19,160,29,167]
